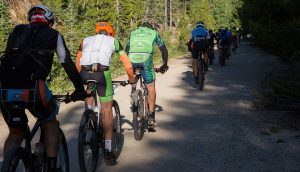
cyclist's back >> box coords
[191,25,209,52]
[1,24,61,82]
[219,30,229,48]
[80,34,116,67]
[127,26,165,63]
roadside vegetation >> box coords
[239,0,300,112]
[1,0,242,93]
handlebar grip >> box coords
[154,66,169,73]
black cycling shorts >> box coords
[80,69,113,102]
[191,40,209,59]
[0,80,58,128]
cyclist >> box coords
[0,5,86,172]
[231,27,238,52]
[218,29,230,63]
[216,28,222,46]
[76,21,135,166]
[208,29,215,64]
[237,28,242,44]
[125,21,168,129]
[188,21,210,84]
[225,27,232,57]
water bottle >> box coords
[94,106,99,113]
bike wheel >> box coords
[220,50,226,66]
[132,89,145,140]
[57,129,69,172]
[112,100,124,158]
[197,59,204,90]
[78,110,102,172]
[1,147,29,172]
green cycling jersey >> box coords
[126,27,165,63]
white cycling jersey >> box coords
[80,34,115,66]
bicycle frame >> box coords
[85,80,103,142]
[131,67,148,115]
[84,79,122,144]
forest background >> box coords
[0,0,299,96]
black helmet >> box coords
[28,4,54,25]
[139,21,153,29]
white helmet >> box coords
[196,21,204,28]
[28,4,54,25]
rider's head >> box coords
[28,4,54,27]
[139,21,154,29]
[209,29,213,34]
[95,22,115,37]
[196,21,204,28]
[232,27,236,30]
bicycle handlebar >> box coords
[53,93,92,104]
[53,94,72,104]
[112,80,130,86]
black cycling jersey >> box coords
[0,23,83,90]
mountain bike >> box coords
[208,45,215,65]
[232,36,238,54]
[195,52,205,90]
[131,66,168,141]
[78,80,129,172]
[1,94,72,172]
[219,44,229,66]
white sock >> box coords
[105,140,112,152]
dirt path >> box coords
[1,42,299,171]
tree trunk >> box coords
[165,0,167,30]
[116,0,119,32]
[169,0,172,30]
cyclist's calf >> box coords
[42,119,59,157]
[4,128,25,155]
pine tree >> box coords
[0,0,13,51]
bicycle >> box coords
[232,36,238,54]
[131,66,168,141]
[1,94,72,172]
[208,45,215,65]
[78,80,128,172]
[219,40,230,66]
[194,51,205,90]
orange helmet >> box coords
[95,22,115,37]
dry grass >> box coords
[4,0,41,24]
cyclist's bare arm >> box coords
[56,33,84,91]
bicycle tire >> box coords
[57,128,70,172]
[197,59,204,90]
[1,147,29,172]
[112,100,124,158]
[132,89,145,140]
[220,50,226,66]
[78,109,101,172]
